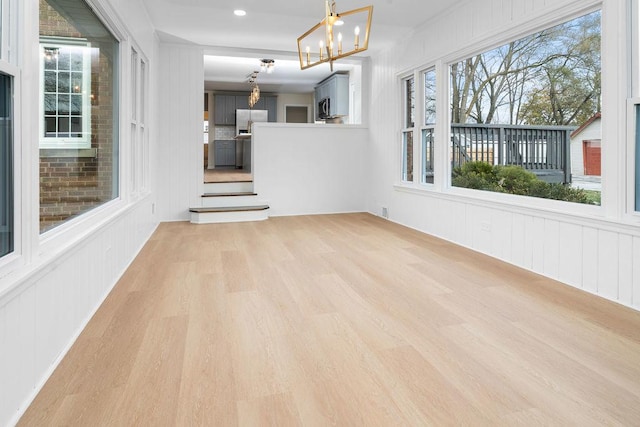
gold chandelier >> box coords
[297,0,373,71]
[247,71,260,108]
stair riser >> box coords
[201,196,267,208]
[204,182,253,193]
[190,209,269,224]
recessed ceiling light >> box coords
[234,9,246,16]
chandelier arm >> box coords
[297,1,373,70]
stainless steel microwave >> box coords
[318,97,330,119]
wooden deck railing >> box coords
[422,124,574,184]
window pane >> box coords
[45,116,56,134]
[71,72,82,93]
[70,52,83,71]
[424,69,436,125]
[0,72,13,257]
[44,71,56,92]
[39,0,120,233]
[422,68,436,184]
[450,11,601,205]
[422,129,434,184]
[404,77,415,129]
[402,130,413,182]
[636,106,640,211]
[57,71,69,92]
[58,50,70,69]
[44,94,56,115]
[0,0,2,60]
[131,48,137,121]
[57,94,69,114]
[140,60,146,123]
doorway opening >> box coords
[285,105,310,123]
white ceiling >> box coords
[142,0,458,93]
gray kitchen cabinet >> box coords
[235,95,249,111]
[214,93,277,125]
[265,96,277,122]
[214,95,236,125]
[314,73,349,120]
[214,140,236,167]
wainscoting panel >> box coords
[599,230,621,301]
[618,234,634,306]
[582,227,600,294]
[558,223,584,289]
[634,236,640,308]
[543,219,561,280]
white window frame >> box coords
[39,37,92,149]
[401,74,415,183]
[128,42,150,200]
[1,0,18,64]
[0,0,21,273]
[631,1,640,214]
[631,100,640,213]
[421,67,436,185]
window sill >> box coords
[39,148,97,158]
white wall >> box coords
[367,0,640,310]
[156,43,204,222]
[0,0,159,425]
[253,124,368,216]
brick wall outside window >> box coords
[39,0,117,232]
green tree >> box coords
[450,10,601,126]
[519,12,601,126]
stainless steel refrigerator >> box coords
[235,109,268,168]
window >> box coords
[450,10,601,205]
[0,72,13,257]
[422,68,436,184]
[39,0,120,233]
[130,47,149,197]
[0,0,16,259]
[40,38,92,148]
[0,0,18,65]
[636,106,640,211]
[635,2,640,213]
[140,59,148,192]
[402,76,415,182]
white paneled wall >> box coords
[156,43,204,222]
[0,201,157,426]
[368,0,640,311]
[253,124,368,216]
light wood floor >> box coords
[204,167,252,183]
[19,214,640,426]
